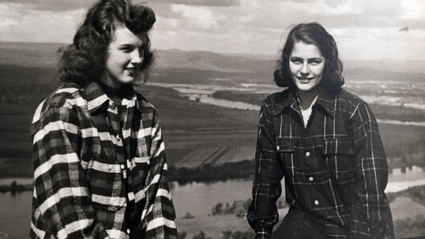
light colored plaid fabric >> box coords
[30,81,177,239]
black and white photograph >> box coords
[0,0,424,238]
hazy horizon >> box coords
[0,0,424,62]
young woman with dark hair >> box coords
[247,22,394,239]
[30,0,177,238]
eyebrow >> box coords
[119,42,147,49]
[290,56,323,60]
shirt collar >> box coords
[271,89,297,116]
[135,93,154,111]
[315,90,337,118]
[271,88,336,118]
[84,81,138,113]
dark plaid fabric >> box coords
[30,81,177,238]
[271,207,327,239]
[247,89,394,239]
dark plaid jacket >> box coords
[30,81,177,238]
[247,88,394,239]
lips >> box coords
[297,77,313,83]
[127,68,136,77]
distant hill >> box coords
[0,41,425,180]
[0,41,275,73]
[1,41,424,84]
[0,41,64,68]
[154,49,276,74]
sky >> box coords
[0,0,424,61]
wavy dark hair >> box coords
[57,0,156,86]
[274,22,344,94]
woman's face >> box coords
[289,41,325,93]
[103,26,147,88]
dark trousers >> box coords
[271,208,327,239]
[129,225,144,239]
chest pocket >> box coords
[276,138,296,177]
[85,137,126,212]
[323,139,355,182]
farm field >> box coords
[1,41,425,238]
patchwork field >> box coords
[1,41,425,238]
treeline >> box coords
[167,157,425,185]
[387,185,425,206]
[0,180,32,193]
[386,139,425,169]
[168,160,254,184]
[211,198,287,218]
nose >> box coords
[300,62,309,75]
[131,50,143,65]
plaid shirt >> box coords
[30,82,177,239]
[247,89,394,239]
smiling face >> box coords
[289,41,325,94]
[102,26,147,88]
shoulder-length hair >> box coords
[57,0,156,86]
[273,22,344,94]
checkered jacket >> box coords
[30,82,177,239]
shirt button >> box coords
[305,152,311,157]
[314,200,319,205]
[120,164,125,170]
[276,146,280,150]
[127,229,130,234]
[309,176,314,182]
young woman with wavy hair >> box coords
[30,1,177,238]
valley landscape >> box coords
[1,41,425,238]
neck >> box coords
[98,81,127,108]
[296,88,321,110]
[100,72,123,89]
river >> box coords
[1,166,425,238]
[148,82,425,126]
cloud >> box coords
[150,0,425,59]
[0,0,96,11]
[0,2,84,42]
[401,0,425,20]
[331,26,425,60]
[171,4,219,29]
[0,0,424,61]
[147,0,239,7]
[0,3,21,28]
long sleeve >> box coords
[30,100,107,239]
[141,110,177,239]
[247,99,283,239]
[348,102,394,238]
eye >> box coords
[120,45,134,53]
[308,58,323,65]
[290,57,302,64]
